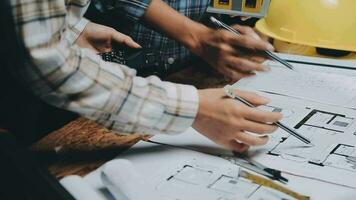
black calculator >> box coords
[98,48,178,78]
[99,50,127,65]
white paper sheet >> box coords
[60,175,107,200]
[83,141,356,200]
[101,159,161,200]
[152,92,356,188]
[268,53,356,76]
[235,67,356,109]
[86,142,299,200]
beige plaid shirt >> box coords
[11,0,199,135]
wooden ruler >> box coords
[240,170,310,200]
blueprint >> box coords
[152,91,356,189]
[150,57,356,188]
[66,141,356,200]
[249,93,356,188]
[136,151,293,200]
[64,142,300,200]
[232,63,356,187]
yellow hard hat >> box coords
[255,0,356,52]
[273,39,356,59]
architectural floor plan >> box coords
[103,143,301,200]
[268,108,356,168]
[235,82,356,188]
[79,137,355,200]
[151,78,356,188]
[153,159,292,200]
[75,92,356,199]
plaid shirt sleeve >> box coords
[10,0,199,135]
[93,0,152,22]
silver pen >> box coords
[224,85,313,145]
[210,16,295,70]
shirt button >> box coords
[167,57,175,65]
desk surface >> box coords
[32,65,227,179]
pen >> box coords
[210,16,295,71]
[224,85,313,145]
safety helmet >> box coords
[255,0,356,52]
[272,39,356,59]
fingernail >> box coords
[262,66,271,72]
[261,96,271,103]
[267,43,274,51]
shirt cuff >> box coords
[107,77,200,136]
[65,18,90,45]
[159,82,199,135]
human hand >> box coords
[192,88,282,152]
[76,22,141,53]
[190,25,274,82]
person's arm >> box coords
[107,0,273,81]
[11,0,199,136]
[142,0,274,81]
[12,0,282,152]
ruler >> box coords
[240,170,310,200]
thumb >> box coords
[112,32,142,49]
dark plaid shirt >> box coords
[94,0,210,64]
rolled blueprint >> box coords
[60,175,106,200]
[101,159,160,200]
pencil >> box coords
[224,85,313,145]
[210,16,295,70]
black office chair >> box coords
[0,0,75,199]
